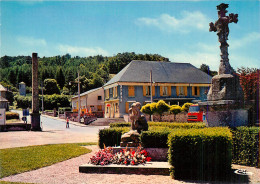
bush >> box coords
[6,112,19,120]
[168,127,232,180]
[58,107,72,114]
[15,95,32,109]
[181,102,193,112]
[110,122,130,128]
[98,127,130,148]
[141,127,171,148]
[110,122,206,129]
[232,126,259,168]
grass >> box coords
[0,142,96,178]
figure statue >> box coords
[120,102,148,147]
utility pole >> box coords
[78,71,81,124]
[150,70,153,103]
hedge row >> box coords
[6,112,19,120]
[168,127,232,180]
[110,122,206,129]
[98,127,130,149]
[232,126,259,168]
[15,94,70,110]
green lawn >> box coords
[0,142,96,178]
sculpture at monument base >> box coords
[120,102,148,147]
[199,3,248,128]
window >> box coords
[98,96,102,100]
[162,86,168,96]
[128,86,135,97]
[105,89,109,99]
[113,86,118,98]
[115,103,118,113]
[176,86,187,96]
[192,86,200,96]
[146,86,151,96]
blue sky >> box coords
[1,1,259,71]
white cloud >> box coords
[230,32,260,49]
[17,36,47,47]
[57,44,109,56]
[136,11,210,33]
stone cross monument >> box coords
[31,53,42,131]
[199,3,247,127]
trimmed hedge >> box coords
[110,122,206,129]
[98,127,130,148]
[232,126,259,168]
[168,127,232,180]
[141,127,171,148]
[6,112,19,120]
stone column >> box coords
[31,53,41,131]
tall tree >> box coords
[56,68,65,89]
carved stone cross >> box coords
[209,3,238,75]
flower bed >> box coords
[89,146,151,166]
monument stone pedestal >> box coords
[199,100,248,127]
[31,113,41,131]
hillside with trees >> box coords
[0,52,169,95]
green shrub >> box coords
[58,107,72,114]
[6,112,19,120]
[141,127,171,148]
[232,126,259,168]
[110,122,206,129]
[109,122,131,128]
[98,127,130,148]
[15,95,32,109]
[168,127,232,180]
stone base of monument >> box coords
[30,113,42,131]
[199,100,248,127]
[120,142,140,147]
[79,161,170,175]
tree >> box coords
[169,105,182,121]
[55,68,65,89]
[181,103,193,112]
[90,73,104,89]
[155,100,170,121]
[141,103,156,121]
[44,79,60,95]
[200,64,217,76]
[237,67,259,125]
[8,70,17,87]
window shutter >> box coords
[152,86,155,96]
[128,86,135,97]
[197,87,200,96]
[192,87,195,96]
[160,86,163,96]
[184,86,188,96]
[125,102,129,113]
[176,86,179,96]
[168,86,171,96]
[143,86,146,96]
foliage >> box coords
[110,121,206,129]
[231,127,259,168]
[141,103,154,115]
[181,103,193,112]
[0,143,93,178]
[89,146,151,166]
[141,127,171,148]
[44,79,60,95]
[200,64,217,76]
[98,127,130,148]
[15,95,32,109]
[6,112,19,120]
[58,107,72,114]
[168,127,232,180]
[169,105,182,121]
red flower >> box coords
[131,160,135,165]
[146,157,152,162]
[131,151,135,157]
[141,150,148,157]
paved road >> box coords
[0,113,109,149]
